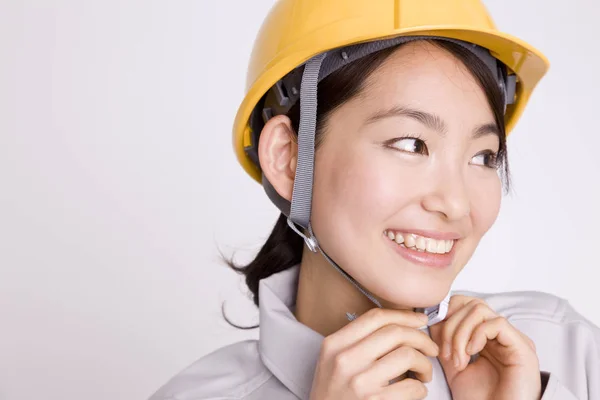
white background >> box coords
[1,0,598,399]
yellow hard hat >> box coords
[233,0,550,184]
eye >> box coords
[386,137,429,155]
[471,150,499,169]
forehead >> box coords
[356,41,493,124]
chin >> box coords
[376,276,452,309]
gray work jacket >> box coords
[149,265,600,399]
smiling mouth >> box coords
[384,230,455,254]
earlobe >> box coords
[258,115,297,202]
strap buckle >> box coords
[286,218,318,252]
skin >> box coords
[258,41,541,399]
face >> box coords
[309,41,502,308]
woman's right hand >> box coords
[308,308,440,400]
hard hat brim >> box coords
[233,26,550,183]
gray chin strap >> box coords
[258,35,511,326]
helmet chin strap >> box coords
[287,217,451,326]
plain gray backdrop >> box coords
[1,0,598,399]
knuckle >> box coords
[452,295,476,306]
[407,379,428,399]
[529,338,537,352]
[528,341,537,353]
[332,352,351,376]
[366,307,386,320]
[521,333,536,351]
[398,346,417,362]
[473,302,490,313]
[365,395,382,400]
[468,297,486,305]
[348,374,368,394]
[416,383,429,399]
[387,324,407,337]
[441,323,452,342]
[424,357,433,375]
[320,336,336,357]
[449,294,465,303]
[418,329,435,345]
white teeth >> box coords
[446,240,454,252]
[385,231,456,254]
[394,233,404,244]
[436,240,446,254]
[426,239,437,253]
[405,234,416,248]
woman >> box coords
[150,0,600,399]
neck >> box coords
[293,246,412,337]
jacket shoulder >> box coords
[148,339,274,400]
[454,289,600,334]
[454,290,600,397]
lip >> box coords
[386,228,462,241]
[384,234,457,268]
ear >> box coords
[258,115,298,202]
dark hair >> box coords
[222,39,510,329]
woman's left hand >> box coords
[429,295,542,400]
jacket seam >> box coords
[260,350,306,399]
[492,296,566,324]
[229,368,274,399]
[452,290,568,321]
[238,372,278,399]
[165,365,274,400]
[507,315,596,334]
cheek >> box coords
[469,174,502,236]
[311,146,405,238]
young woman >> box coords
[150,0,600,399]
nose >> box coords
[421,172,471,221]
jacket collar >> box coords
[256,264,452,399]
[258,265,323,400]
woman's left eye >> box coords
[471,151,499,168]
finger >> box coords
[379,378,428,400]
[334,324,438,380]
[355,345,434,387]
[343,323,439,365]
[444,294,478,319]
[452,301,496,369]
[422,294,472,345]
[323,308,429,355]
[467,316,531,366]
[517,329,537,352]
[437,298,485,362]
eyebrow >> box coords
[363,105,500,139]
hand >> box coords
[429,295,542,400]
[309,308,439,400]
